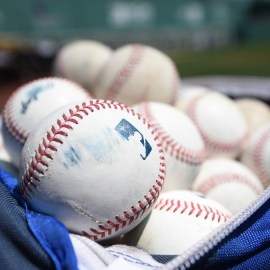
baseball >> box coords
[91,43,180,106]
[192,158,264,214]
[2,77,91,168]
[240,123,270,188]
[19,99,165,241]
[53,40,113,91]
[235,98,270,153]
[124,190,231,255]
[132,101,205,191]
[175,84,210,111]
[183,91,248,159]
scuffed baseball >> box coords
[124,190,231,255]
[132,101,205,191]
[192,158,264,214]
[240,123,270,188]
[91,43,180,106]
[183,91,248,159]
[2,77,91,167]
[19,99,165,241]
[53,40,113,91]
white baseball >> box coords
[235,98,270,153]
[125,190,231,255]
[184,91,248,159]
[19,99,165,241]
[175,85,210,111]
[2,77,91,167]
[53,40,113,91]
[132,102,205,191]
[91,43,180,106]
[240,123,270,188]
[192,158,264,214]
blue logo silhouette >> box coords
[115,119,152,160]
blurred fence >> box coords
[1,0,269,50]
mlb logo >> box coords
[115,118,152,160]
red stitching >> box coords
[139,102,205,165]
[154,198,230,222]
[104,44,178,105]
[195,173,262,196]
[20,99,165,241]
[3,90,28,144]
[105,44,144,101]
[252,127,270,187]
[187,93,247,155]
[3,77,91,146]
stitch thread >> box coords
[187,93,247,155]
[21,99,165,241]
[140,102,205,165]
[104,44,178,105]
[253,127,270,187]
[105,44,144,101]
[154,198,230,222]
[3,91,28,144]
[195,173,262,196]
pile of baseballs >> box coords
[1,39,269,256]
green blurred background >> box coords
[0,0,269,83]
[171,40,270,77]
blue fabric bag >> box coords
[0,169,77,270]
[1,166,270,270]
[1,76,270,269]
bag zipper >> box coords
[159,186,270,270]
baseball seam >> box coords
[253,127,270,188]
[3,90,28,144]
[194,173,262,196]
[187,93,247,155]
[154,198,230,222]
[105,44,144,101]
[104,44,178,105]
[20,99,166,241]
[140,102,205,165]
[3,77,91,145]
